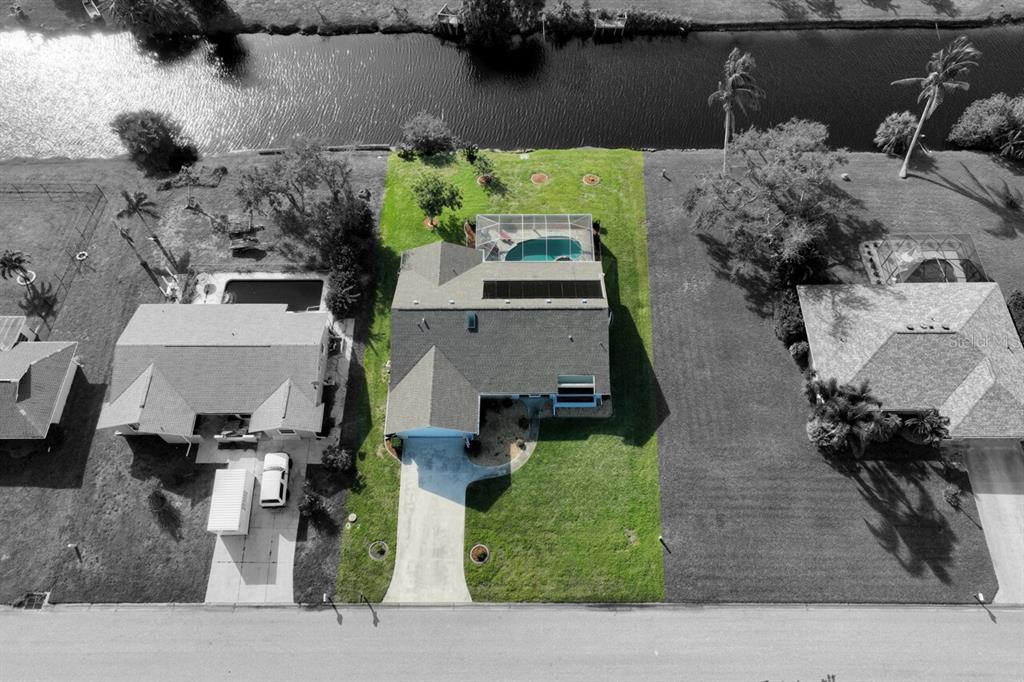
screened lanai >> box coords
[861,234,988,285]
[475,214,596,262]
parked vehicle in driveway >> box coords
[259,452,292,508]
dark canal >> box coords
[1,26,1022,158]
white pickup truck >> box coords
[259,452,292,508]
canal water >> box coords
[1,26,1023,159]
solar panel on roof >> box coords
[481,280,604,299]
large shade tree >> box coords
[707,48,766,174]
[891,36,981,179]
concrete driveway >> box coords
[203,440,317,604]
[383,438,504,603]
[960,439,1024,605]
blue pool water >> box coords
[505,237,583,262]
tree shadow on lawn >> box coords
[465,473,511,513]
[0,369,100,489]
[850,457,956,583]
[127,437,207,505]
[916,163,1024,239]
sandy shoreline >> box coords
[3,0,1022,37]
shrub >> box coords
[804,377,884,458]
[473,153,494,178]
[299,482,327,518]
[943,484,963,510]
[789,341,810,367]
[902,408,950,446]
[873,411,902,443]
[103,0,200,38]
[110,110,197,175]
[461,143,479,164]
[321,443,355,474]
[400,112,456,157]
[874,111,919,156]
[948,93,1016,150]
[517,416,530,430]
[326,269,361,318]
[773,289,807,346]
[1008,289,1024,342]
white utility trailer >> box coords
[206,468,255,535]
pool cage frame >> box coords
[474,214,596,262]
[860,233,988,285]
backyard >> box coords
[335,148,664,602]
[0,151,387,603]
[648,149,1009,602]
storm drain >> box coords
[12,592,50,609]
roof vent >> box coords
[582,299,588,304]
[413,300,419,305]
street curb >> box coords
[10,601,1024,611]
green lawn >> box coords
[335,148,663,602]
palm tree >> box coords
[707,48,766,174]
[891,36,981,179]
[117,190,177,274]
[0,249,35,286]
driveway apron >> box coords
[384,437,500,603]
[960,439,1024,604]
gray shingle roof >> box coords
[100,304,328,436]
[798,283,1024,438]
[384,347,479,435]
[401,241,484,286]
[0,341,77,439]
[387,242,611,434]
[394,243,607,311]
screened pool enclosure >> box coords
[475,214,596,262]
[861,234,988,285]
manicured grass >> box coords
[333,148,663,602]
[649,149,1002,603]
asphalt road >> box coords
[2,604,1022,681]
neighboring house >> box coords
[0,315,78,440]
[98,304,330,443]
[798,283,1024,439]
[384,236,611,441]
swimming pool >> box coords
[222,279,324,311]
[505,237,584,262]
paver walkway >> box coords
[960,439,1024,605]
[383,437,505,603]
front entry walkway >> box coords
[383,438,504,604]
[960,439,1024,605]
